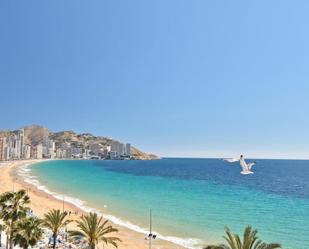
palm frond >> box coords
[220,226,281,249]
[223,226,238,249]
[70,212,121,248]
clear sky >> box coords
[1,1,309,159]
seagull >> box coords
[224,155,256,174]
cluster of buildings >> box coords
[0,129,131,161]
[0,129,28,160]
[55,141,131,160]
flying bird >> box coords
[224,155,256,174]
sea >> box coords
[18,158,309,249]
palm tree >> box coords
[69,212,121,249]
[204,226,281,249]
[42,209,71,249]
[0,223,5,248]
[13,217,43,249]
[0,190,30,249]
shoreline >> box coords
[0,160,190,249]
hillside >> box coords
[1,125,158,160]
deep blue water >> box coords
[27,158,309,249]
[97,158,309,198]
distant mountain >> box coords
[0,125,159,160]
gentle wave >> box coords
[17,163,202,249]
[0,161,11,168]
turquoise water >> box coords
[24,159,309,249]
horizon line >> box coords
[158,155,309,161]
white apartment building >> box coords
[24,144,32,159]
[34,144,43,159]
[0,138,5,160]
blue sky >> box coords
[0,1,309,158]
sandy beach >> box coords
[0,160,184,249]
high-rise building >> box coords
[11,134,18,159]
[7,135,15,160]
[23,144,32,159]
[42,139,55,158]
[11,129,25,159]
[110,141,119,159]
[111,141,119,153]
[0,137,9,161]
[3,146,9,161]
[42,146,49,158]
[117,143,125,158]
[18,129,24,159]
[15,139,21,159]
[56,148,65,159]
[102,145,109,158]
[8,129,25,160]
[34,144,43,159]
[125,143,131,157]
[0,138,5,161]
[49,148,54,159]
